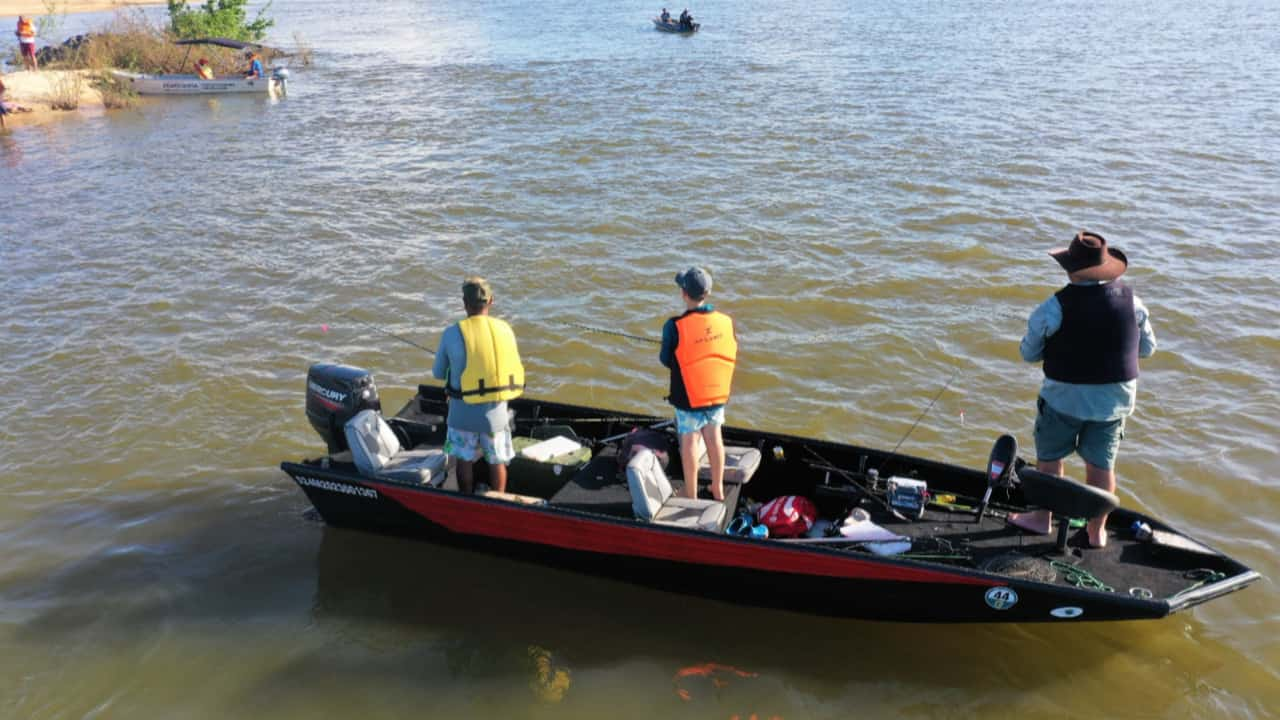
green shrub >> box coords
[166,0,273,42]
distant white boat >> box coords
[111,69,288,96]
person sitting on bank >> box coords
[659,266,738,502]
[1008,231,1157,548]
[660,7,670,22]
[0,78,34,130]
[195,58,214,80]
[243,51,264,79]
[432,276,525,495]
[15,16,38,71]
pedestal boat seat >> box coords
[344,409,450,487]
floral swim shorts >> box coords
[444,426,515,465]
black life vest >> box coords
[1042,281,1139,384]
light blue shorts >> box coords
[675,406,725,435]
[1033,396,1125,470]
[444,426,515,465]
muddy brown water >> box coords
[2,0,1277,717]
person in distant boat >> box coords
[1009,231,1157,548]
[243,50,264,79]
[195,58,214,80]
[15,16,38,71]
[432,276,525,495]
[660,7,670,22]
[659,267,738,502]
[0,78,34,129]
[678,9,690,28]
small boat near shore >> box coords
[110,37,288,96]
[280,364,1258,623]
[111,68,288,96]
[654,17,699,33]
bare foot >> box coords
[1008,510,1052,535]
[1087,518,1108,548]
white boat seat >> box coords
[627,448,726,532]
[698,446,762,485]
[344,409,449,487]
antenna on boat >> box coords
[876,367,961,474]
[336,310,436,355]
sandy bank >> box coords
[2,0,161,16]
[1,69,104,128]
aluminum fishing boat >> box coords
[654,17,699,33]
[280,363,1258,623]
[111,38,288,96]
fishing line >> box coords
[336,309,436,355]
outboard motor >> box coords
[270,67,289,97]
[306,363,381,453]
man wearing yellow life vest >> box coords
[432,276,525,494]
[15,16,38,71]
[659,267,738,502]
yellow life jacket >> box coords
[673,310,737,408]
[17,18,35,38]
[455,315,524,404]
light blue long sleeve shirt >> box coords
[431,323,511,434]
[1019,281,1157,421]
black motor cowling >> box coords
[306,363,381,453]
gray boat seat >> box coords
[628,448,726,532]
[698,445,762,485]
[345,409,449,487]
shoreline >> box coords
[1,69,105,128]
[1,0,162,17]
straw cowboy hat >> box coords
[1049,231,1128,282]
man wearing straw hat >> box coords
[1009,231,1157,548]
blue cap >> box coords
[674,266,712,298]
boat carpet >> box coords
[869,506,1219,600]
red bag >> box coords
[756,496,817,538]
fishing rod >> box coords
[550,320,662,346]
[876,366,961,473]
[336,310,436,355]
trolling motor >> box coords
[976,434,1018,523]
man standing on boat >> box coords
[432,276,525,495]
[660,267,738,503]
[1010,231,1157,548]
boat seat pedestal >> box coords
[1018,468,1119,552]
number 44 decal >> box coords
[984,586,1019,610]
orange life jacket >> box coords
[673,310,737,408]
[17,18,35,39]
